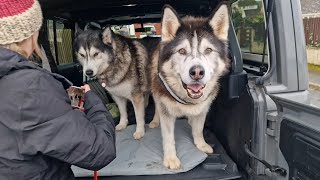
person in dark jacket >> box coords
[0,0,116,179]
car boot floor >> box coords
[76,99,241,180]
[76,128,241,180]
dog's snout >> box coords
[85,70,94,77]
[189,65,205,80]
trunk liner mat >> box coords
[75,122,241,179]
[72,120,208,176]
[76,97,241,179]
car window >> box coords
[47,20,74,65]
[231,0,267,55]
[301,3,320,108]
[110,23,161,38]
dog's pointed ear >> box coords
[209,3,230,41]
[161,5,181,42]
[75,23,83,37]
[102,26,113,45]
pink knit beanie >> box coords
[0,0,43,45]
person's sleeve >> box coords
[18,73,116,171]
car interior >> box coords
[37,0,268,179]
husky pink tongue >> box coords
[187,84,204,93]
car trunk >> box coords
[39,0,254,179]
[74,77,253,180]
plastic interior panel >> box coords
[280,119,320,180]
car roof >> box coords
[39,0,232,24]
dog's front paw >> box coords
[149,121,159,129]
[196,143,214,154]
[116,123,127,131]
[163,156,181,170]
[133,131,145,140]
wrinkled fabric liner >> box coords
[72,120,207,176]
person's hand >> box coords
[81,84,91,93]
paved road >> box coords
[309,72,320,108]
[309,71,320,85]
[309,89,320,108]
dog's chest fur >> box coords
[102,80,134,100]
[159,95,214,117]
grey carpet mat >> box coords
[72,120,208,176]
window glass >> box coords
[301,1,320,108]
[47,20,73,65]
[231,0,267,55]
[111,23,161,38]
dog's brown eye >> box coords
[205,48,213,54]
[79,53,85,57]
[106,42,112,47]
[178,48,187,55]
[93,52,99,57]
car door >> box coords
[269,95,320,180]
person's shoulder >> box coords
[15,68,63,92]
[21,68,54,82]
[22,68,50,78]
[5,68,44,86]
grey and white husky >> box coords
[149,3,230,169]
[74,28,152,140]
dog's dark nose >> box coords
[189,65,205,80]
[85,70,94,77]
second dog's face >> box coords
[159,4,230,100]
[74,30,113,78]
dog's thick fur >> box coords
[74,29,153,139]
[149,3,230,169]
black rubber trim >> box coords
[280,119,320,180]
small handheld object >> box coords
[67,86,85,110]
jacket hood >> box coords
[0,47,72,88]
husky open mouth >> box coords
[182,82,206,99]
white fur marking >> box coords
[199,38,217,54]
[192,31,198,57]
[105,81,134,100]
[174,40,191,55]
[78,46,111,78]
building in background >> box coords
[301,0,320,18]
